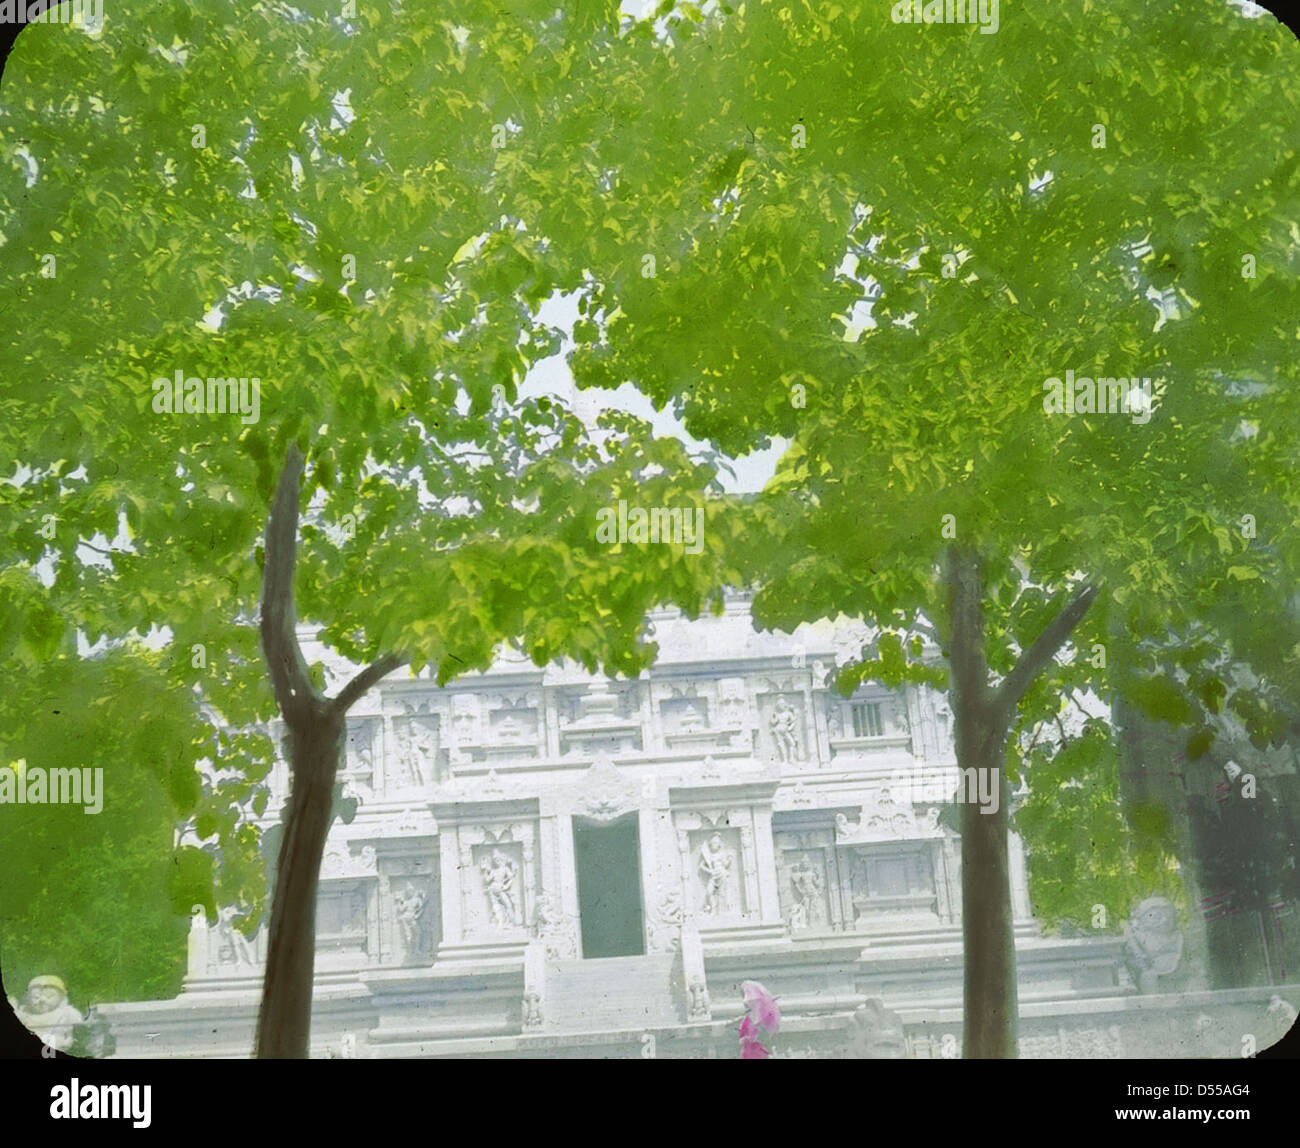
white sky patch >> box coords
[13,147,38,188]
[330,89,356,131]
[521,290,784,494]
[288,210,317,239]
[1147,284,1182,332]
[1027,170,1054,196]
[154,36,190,66]
[840,297,876,342]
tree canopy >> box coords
[2,0,1297,1056]
[550,0,1300,1053]
[0,0,739,1004]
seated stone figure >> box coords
[1123,897,1184,994]
[9,975,84,1052]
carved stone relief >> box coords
[718,677,749,730]
[758,691,807,764]
[776,835,832,931]
[834,784,943,844]
[646,888,685,953]
[392,880,434,964]
[534,893,579,959]
[213,905,261,970]
[477,843,523,928]
[451,694,481,758]
[391,711,439,790]
[687,825,744,918]
[321,841,378,881]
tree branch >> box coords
[260,443,317,726]
[1071,688,1101,721]
[993,581,1101,726]
[331,651,408,716]
[1024,719,1045,757]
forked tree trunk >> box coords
[254,444,405,1058]
[945,545,1100,1059]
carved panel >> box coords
[844,843,939,928]
[571,755,641,822]
[758,692,808,765]
[488,697,539,744]
[534,893,579,959]
[451,694,481,751]
[205,905,264,973]
[718,677,749,729]
[472,838,526,931]
[390,712,440,791]
[661,696,710,732]
[774,830,835,932]
[346,717,378,775]
[321,841,378,881]
[687,825,746,919]
[645,887,685,953]
[834,784,943,844]
[390,876,436,965]
[316,882,370,961]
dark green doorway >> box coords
[573,814,645,958]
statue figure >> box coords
[688,981,711,1021]
[1124,897,1184,994]
[769,696,801,762]
[394,882,429,961]
[697,832,735,916]
[481,848,520,928]
[535,894,576,958]
[932,694,953,755]
[827,705,844,739]
[522,992,543,1031]
[9,976,84,1052]
[396,717,436,788]
[216,906,258,967]
[658,890,683,926]
[789,854,825,929]
[347,722,375,773]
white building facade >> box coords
[97,595,1297,1058]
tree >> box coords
[0,639,220,1012]
[556,0,1300,1056]
[1,2,738,1057]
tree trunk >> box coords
[253,444,407,1058]
[945,545,1101,1058]
[255,707,343,1058]
[958,735,1018,1058]
[946,545,1019,1058]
